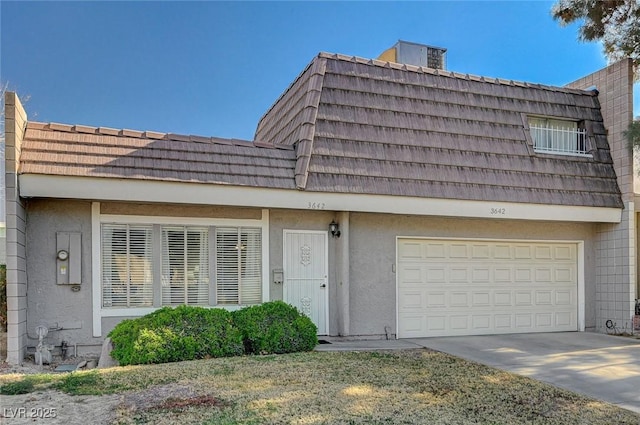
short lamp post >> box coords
[329,220,341,238]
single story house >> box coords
[4,42,636,364]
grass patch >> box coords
[2,349,639,424]
[52,370,104,395]
[0,379,35,395]
[0,373,56,395]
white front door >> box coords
[283,230,328,335]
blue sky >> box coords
[1,1,638,141]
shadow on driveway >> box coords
[411,332,640,413]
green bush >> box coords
[0,264,6,332]
[108,301,318,366]
[232,301,317,355]
[108,306,243,365]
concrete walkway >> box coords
[316,332,640,413]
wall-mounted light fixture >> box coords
[329,220,341,238]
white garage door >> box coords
[397,239,578,338]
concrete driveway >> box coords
[409,332,640,413]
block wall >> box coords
[567,59,635,331]
[4,92,28,364]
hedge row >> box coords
[108,301,317,365]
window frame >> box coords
[101,223,155,308]
[215,226,263,306]
[160,225,211,307]
[526,115,592,157]
[91,206,270,336]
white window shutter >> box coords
[240,228,262,304]
[187,227,209,305]
[161,226,209,306]
[216,227,240,304]
[101,224,153,307]
[216,227,262,305]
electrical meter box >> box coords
[56,232,81,285]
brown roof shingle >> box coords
[254,52,622,208]
[255,57,326,189]
[20,123,297,189]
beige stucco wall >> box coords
[347,212,598,337]
[22,199,600,355]
[25,200,97,354]
[267,209,599,338]
[101,202,261,219]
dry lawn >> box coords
[1,349,639,424]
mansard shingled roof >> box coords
[255,52,622,208]
[19,52,623,209]
[19,122,297,189]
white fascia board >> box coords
[19,174,622,223]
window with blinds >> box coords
[101,224,154,307]
[101,221,262,309]
[161,226,209,306]
[216,227,262,305]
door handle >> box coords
[320,284,327,288]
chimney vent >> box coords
[378,40,446,70]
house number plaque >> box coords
[307,202,326,210]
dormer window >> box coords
[529,117,589,156]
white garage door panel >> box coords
[398,239,578,338]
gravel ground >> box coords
[0,388,121,425]
[0,355,118,425]
[0,382,206,425]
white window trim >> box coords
[91,202,101,337]
[528,116,591,157]
[91,202,270,337]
